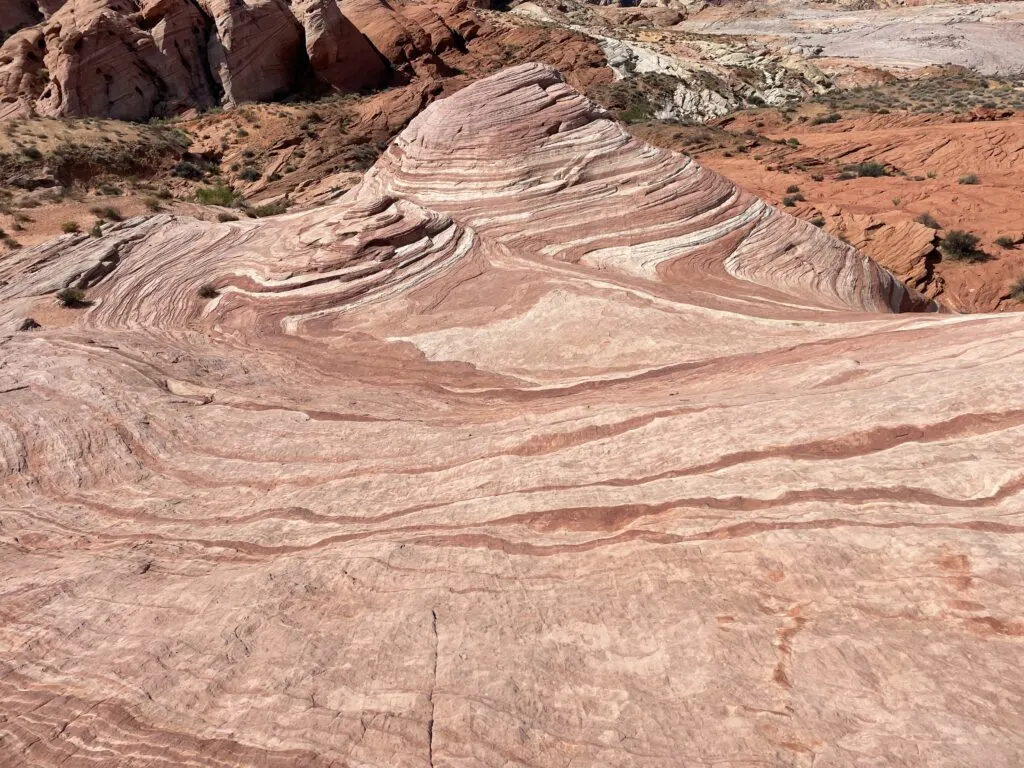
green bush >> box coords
[246,201,288,218]
[854,161,887,178]
[618,105,650,124]
[782,196,797,207]
[941,230,984,262]
[89,205,122,221]
[195,185,237,206]
[1011,277,1024,300]
[172,160,205,180]
[786,184,801,193]
[217,212,239,223]
[915,212,941,230]
[56,287,87,307]
[994,235,1016,249]
[61,220,80,234]
[238,167,261,182]
[811,112,842,125]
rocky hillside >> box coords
[0,0,499,120]
[6,66,1024,767]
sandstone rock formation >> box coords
[293,0,390,92]
[0,0,483,119]
[695,107,1024,312]
[680,0,1024,76]
[585,31,833,122]
[4,65,1024,767]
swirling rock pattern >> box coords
[2,65,1023,767]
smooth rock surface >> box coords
[3,65,1024,768]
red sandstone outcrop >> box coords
[8,66,1022,767]
[0,0,491,119]
[200,0,307,105]
[292,0,389,92]
[0,0,40,33]
[697,108,1024,312]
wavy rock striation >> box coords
[3,65,1024,767]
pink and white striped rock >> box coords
[2,65,1023,768]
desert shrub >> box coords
[246,201,288,218]
[810,216,826,228]
[90,221,103,237]
[854,161,887,177]
[958,173,980,185]
[941,230,984,262]
[61,220,80,233]
[1011,277,1024,300]
[268,172,282,182]
[619,105,650,124]
[142,196,163,212]
[18,317,41,331]
[56,287,87,307]
[238,167,261,182]
[89,205,123,221]
[836,171,856,180]
[195,185,237,206]
[995,235,1017,249]
[97,183,122,196]
[812,112,842,125]
[197,283,219,298]
[811,174,824,182]
[786,184,801,193]
[782,196,797,207]
[217,212,239,222]
[916,212,941,229]
[347,144,381,171]
[172,160,205,180]
[927,170,938,179]
[20,146,42,160]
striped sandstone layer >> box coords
[3,65,1024,768]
